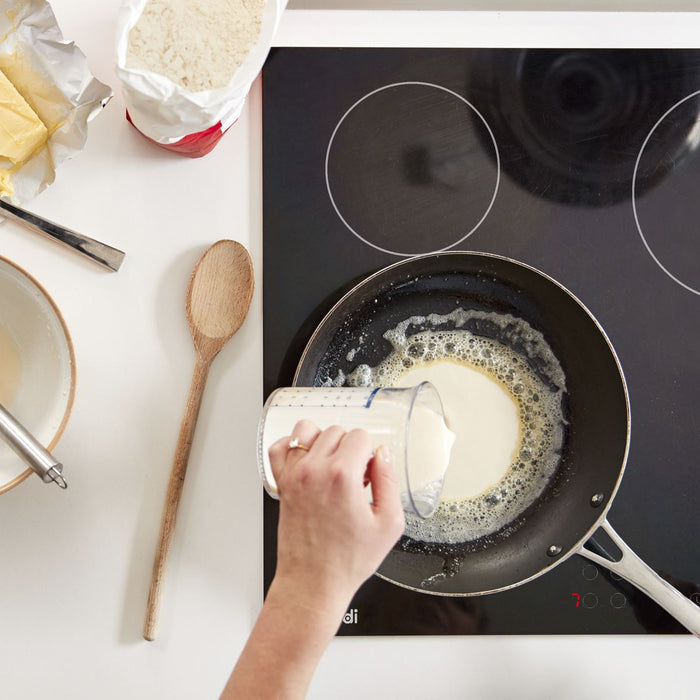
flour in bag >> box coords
[127,0,266,91]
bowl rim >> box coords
[0,255,76,494]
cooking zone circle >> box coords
[325,82,500,256]
[632,89,700,295]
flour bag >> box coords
[115,0,286,157]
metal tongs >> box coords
[0,402,67,489]
[0,199,125,272]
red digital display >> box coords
[571,592,581,608]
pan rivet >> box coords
[547,545,563,557]
[590,493,605,508]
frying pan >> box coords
[294,252,700,636]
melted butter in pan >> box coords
[345,309,566,544]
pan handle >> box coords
[576,519,700,637]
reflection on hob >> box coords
[470,50,700,206]
[262,48,700,635]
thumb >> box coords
[368,445,404,525]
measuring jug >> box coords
[257,382,454,518]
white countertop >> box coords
[0,4,698,699]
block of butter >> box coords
[0,68,48,165]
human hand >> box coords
[220,421,405,699]
[269,420,406,617]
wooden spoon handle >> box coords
[143,357,211,641]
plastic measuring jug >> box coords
[257,382,454,518]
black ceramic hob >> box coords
[262,48,700,635]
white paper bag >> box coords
[115,0,286,157]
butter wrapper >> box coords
[115,0,285,157]
[0,0,112,204]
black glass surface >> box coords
[262,48,700,635]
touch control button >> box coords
[582,565,599,581]
[582,593,599,609]
[610,592,627,609]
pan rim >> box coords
[293,250,632,596]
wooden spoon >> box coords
[143,240,254,641]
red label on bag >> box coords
[125,110,232,158]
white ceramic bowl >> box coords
[0,256,75,493]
